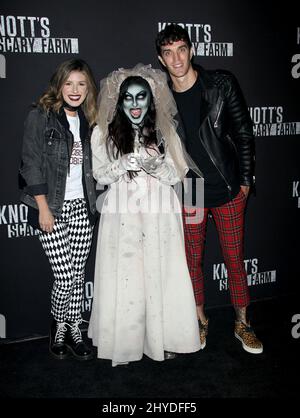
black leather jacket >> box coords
[177,65,255,197]
[20,106,97,223]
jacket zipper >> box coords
[213,100,224,128]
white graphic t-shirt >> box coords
[65,114,84,200]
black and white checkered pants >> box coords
[38,198,93,322]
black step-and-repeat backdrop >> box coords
[0,0,299,339]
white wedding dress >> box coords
[88,126,200,366]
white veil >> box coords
[96,63,202,181]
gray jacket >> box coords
[20,106,97,223]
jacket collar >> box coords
[167,64,217,129]
[57,106,89,141]
[193,64,215,90]
[193,65,214,126]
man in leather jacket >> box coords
[156,24,263,354]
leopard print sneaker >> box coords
[234,320,263,354]
[199,318,209,350]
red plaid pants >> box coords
[183,189,250,308]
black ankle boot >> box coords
[65,320,93,361]
[49,320,69,360]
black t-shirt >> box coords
[173,76,231,208]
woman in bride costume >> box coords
[88,64,201,366]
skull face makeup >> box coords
[122,81,150,125]
[96,64,202,181]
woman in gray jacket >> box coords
[20,59,98,361]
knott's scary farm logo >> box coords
[213,258,276,292]
[0,15,79,54]
[249,106,300,137]
[292,181,300,208]
[158,22,233,57]
[0,204,38,238]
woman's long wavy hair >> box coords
[38,59,98,126]
[108,76,158,158]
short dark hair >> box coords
[155,24,192,56]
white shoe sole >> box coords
[234,332,263,354]
[199,340,206,350]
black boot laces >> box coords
[55,322,67,343]
[68,320,83,344]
